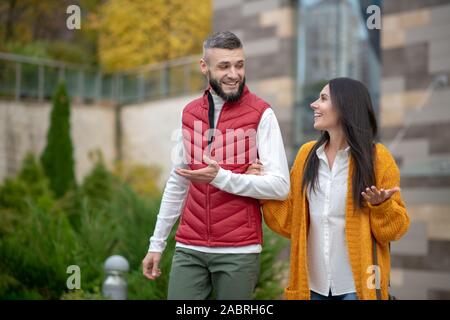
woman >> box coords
[247,78,409,300]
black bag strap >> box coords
[207,91,215,146]
[372,237,383,300]
[372,237,393,300]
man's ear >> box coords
[200,58,208,76]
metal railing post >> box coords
[15,62,21,101]
[59,67,65,83]
[111,74,116,102]
[118,73,123,104]
[184,63,191,95]
[138,73,145,103]
[95,71,102,103]
[160,63,169,98]
[77,70,84,103]
[2,52,200,104]
[38,65,44,102]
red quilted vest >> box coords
[175,86,270,246]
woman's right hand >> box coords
[246,159,264,175]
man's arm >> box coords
[143,167,189,280]
[148,116,189,253]
[143,117,189,280]
[148,166,189,252]
[210,108,290,200]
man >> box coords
[142,31,290,300]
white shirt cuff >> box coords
[148,239,166,253]
[210,167,230,189]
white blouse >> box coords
[306,143,356,296]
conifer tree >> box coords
[41,83,76,198]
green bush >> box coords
[0,153,54,238]
[0,153,53,212]
[0,152,170,299]
[0,153,288,300]
[113,160,162,199]
[256,226,289,300]
[41,82,76,198]
[0,199,76,299]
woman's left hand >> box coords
[246,159,264,175]
[362,186,400,206]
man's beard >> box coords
[209,74,246,103]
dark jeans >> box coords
[311,290,358,300]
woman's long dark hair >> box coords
[301,77,378,209]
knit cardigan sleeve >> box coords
[368,155,410,244]
[261,175,294,239]
[261,142,313,239]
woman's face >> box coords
[310,84,340,131]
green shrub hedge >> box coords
[0,154,287,299]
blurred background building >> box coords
[0,0,449,299]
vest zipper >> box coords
[206,100,226,245]
[206,184,211,245]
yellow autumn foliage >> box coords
[92,0,211,72]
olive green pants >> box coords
[167,247,260,300]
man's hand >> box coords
[142,252,162,280]
[175,155,220,183]
[245,159,263,175]
[362,185,400,206]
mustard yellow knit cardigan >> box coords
[262,141,410,300]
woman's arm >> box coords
[367,162,410,244]
[262,188,294,239]
[260,142,313,238]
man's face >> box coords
[201,48,246,102]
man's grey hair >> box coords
[203,31,243,60]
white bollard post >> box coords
[102,255,130,300]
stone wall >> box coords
[213,0,296,159]
[0,101,116,184]
[0,93,198,189]
[120,94,199,187]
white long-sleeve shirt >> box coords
[307,143,356,296]
[148,90,290,254]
